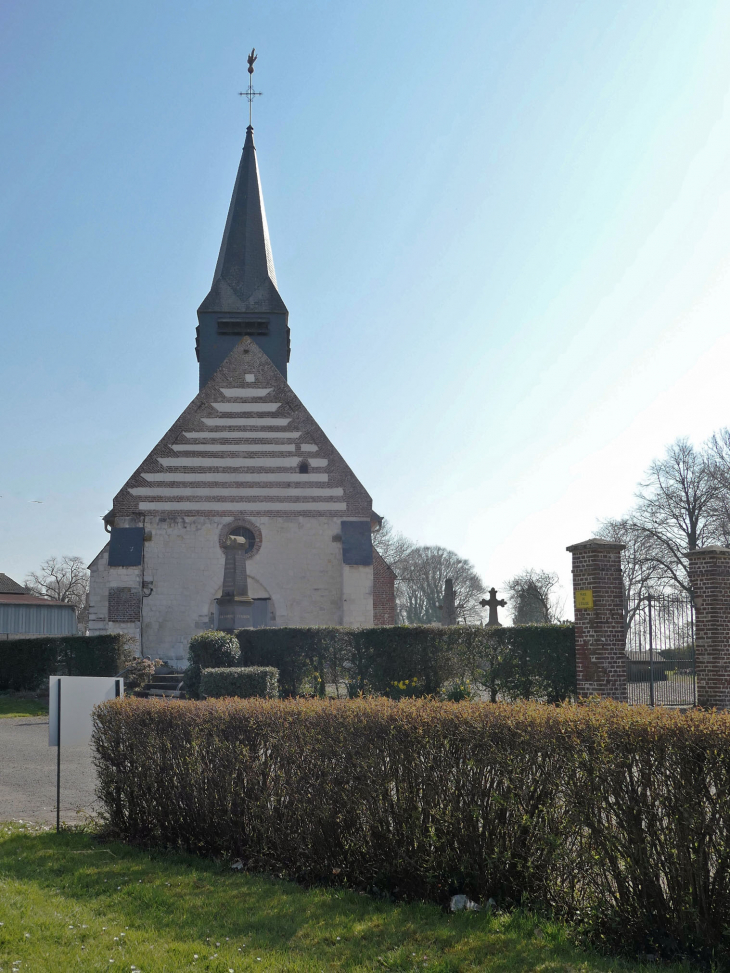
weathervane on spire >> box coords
[239,48,262,127]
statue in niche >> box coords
[216,531,255,631]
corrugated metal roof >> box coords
[0,594,68,606]
[0,603,77,636]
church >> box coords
[88,105,395,662]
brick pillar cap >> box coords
[686,545,730,558]
[566,537,625,554]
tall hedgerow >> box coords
[93,697,730,962]
[0,634,133,691]
[236,624,576,701]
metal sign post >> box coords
[49,676,123,833]
[56,678,61,832]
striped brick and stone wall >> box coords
[87,339,378,661]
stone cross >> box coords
[480,588,506,628]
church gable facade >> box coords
[88,117,391,661]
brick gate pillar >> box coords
[686,546,730,709]
[566,538,627,701]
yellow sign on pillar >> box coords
[575,589,594,609]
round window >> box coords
[228,526,256,551]
[219,519,262,557]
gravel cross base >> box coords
[0,717,99,825]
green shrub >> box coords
[181,664,202,700]
[200,666,278,699]
[93,697,730,962]
[442,679,476,702]
[468,624,577,703]
[183,631,242,699]
[236,624,576,702]
[237,627,347,696]
[0,634,134,691]
[188,630,240,668]
[348,626,460,696]
[124,657,156,691]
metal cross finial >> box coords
[239,47,262,128]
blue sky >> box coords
[2,0,730,613]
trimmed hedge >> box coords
[93,697,730,961]
[236,624,576,702]
[183,630,241,699]
[200,666,278,699]
[0,634,134,691]
[237,627,348,697]
[188,630,240,667]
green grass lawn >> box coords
[0,697,48,719]
[0,823,684,973]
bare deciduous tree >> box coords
[595,518,660,628]
[373,520,486,624]
[372,518,414,572]
[504,568,564,624]
[598,434,730,612]
[706,427,730,545]
[627,437,718,594]
[25,555,89,631]
[397,545,486,625]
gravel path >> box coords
[0,717,99,825]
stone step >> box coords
[146,678,184,689]
[135,671,186,699]
[136,688,185,699]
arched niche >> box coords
[207,575,274,629]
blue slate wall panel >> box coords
[341,520,373,566]
[108,528,145,566]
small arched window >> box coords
[298,460,310,474]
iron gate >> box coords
[625,592,696,707]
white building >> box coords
[88,120,394,663]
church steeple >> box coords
[196,122,290,388]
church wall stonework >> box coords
[87,545,110,637]
[134,514,350,662]
[342,563,374,628]
[88,545,141,652]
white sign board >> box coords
[49,676,123,747]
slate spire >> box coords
[198,125,287,316]
[196,123,290,388]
